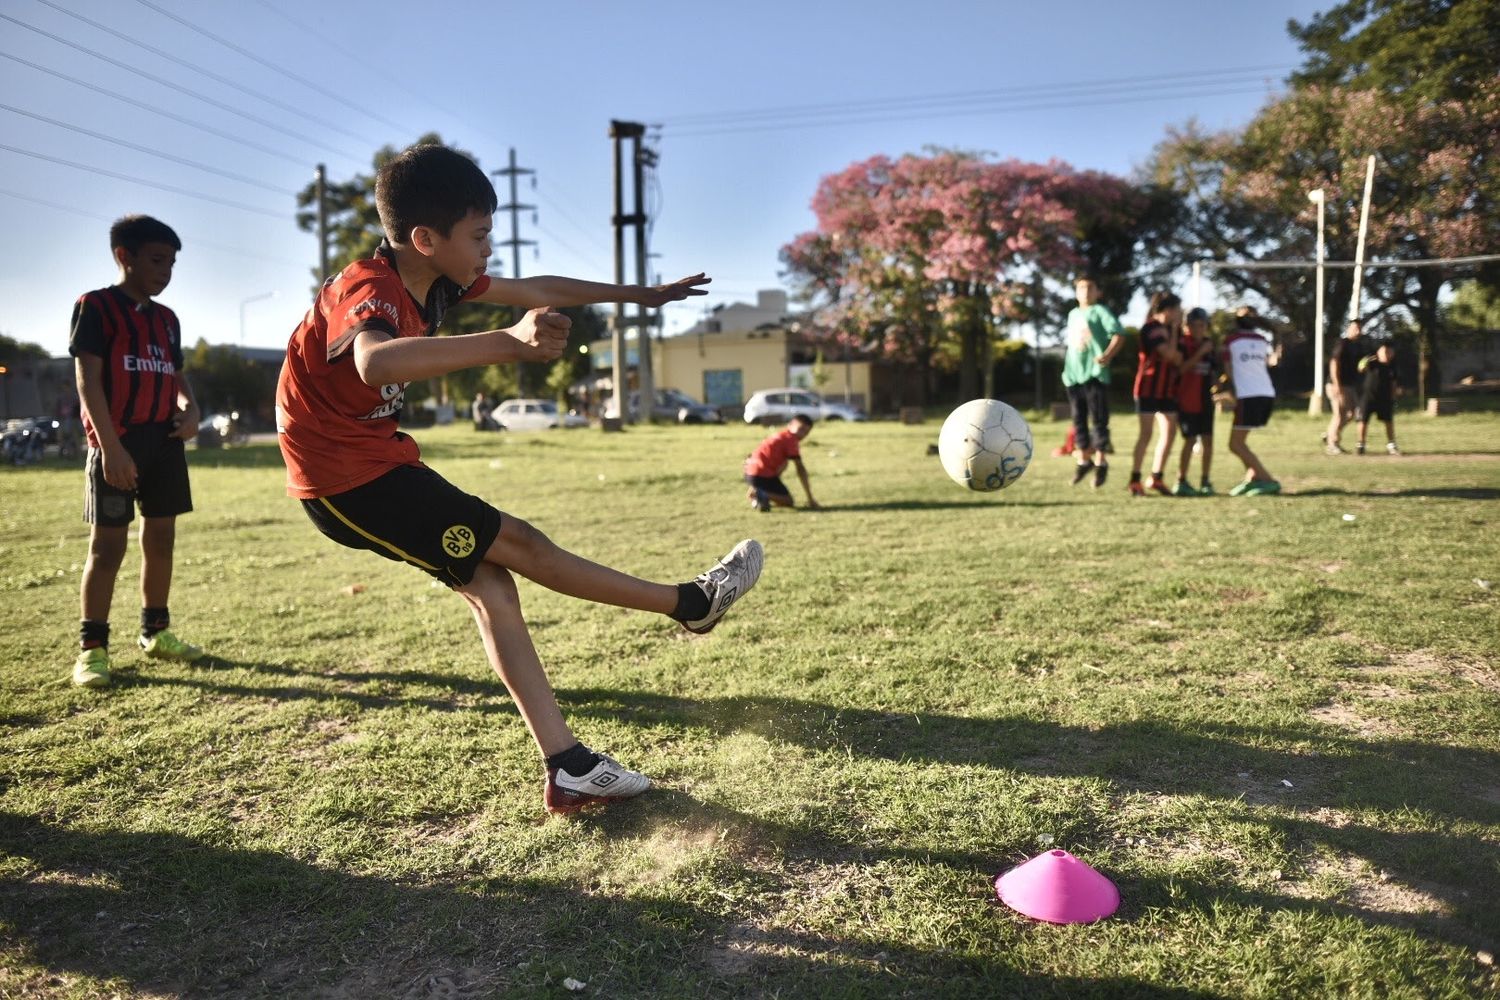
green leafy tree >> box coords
[186,339,275,423]
[0,333,51,364]
[1288,0,1500,104]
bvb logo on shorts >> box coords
[441,524,476,558]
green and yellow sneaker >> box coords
[1243,479,1282,496]
[1170,480,1197,497]
[72,646,111,688]
[139,629,204,662]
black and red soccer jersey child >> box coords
[276,143,764,814]
[1128,291,1184,496]
[68,215,206,688]
[1172,307,1219,495]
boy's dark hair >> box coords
[1185,306,1209,322]
[790,414,814,427]
[1147,290,1182,315]
[376,144,498,244]
[110,215,181,254]
[1234,307,1263,331]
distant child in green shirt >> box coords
[1060,277,1124,489]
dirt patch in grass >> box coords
[704,920,779,977]
[1290,853,1457,918]
[1308,700,1399,738]
[1216,586,1264,605]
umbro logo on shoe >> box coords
[592,773,617,788]
[716,586,738,612]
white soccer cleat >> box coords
[681,538,764,635]
[545,753,651,814]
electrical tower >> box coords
[491,148,536,280]
[609,120,658,424]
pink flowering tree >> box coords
[783,152,1148,403]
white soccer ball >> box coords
[937,398,1034,492]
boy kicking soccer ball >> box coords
[275,143,763,814]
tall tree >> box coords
[1288,0,1500,104]
[782,152,1142,402]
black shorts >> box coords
[1065,379,1111,452]
[84,423,192,526]
[1234,397,1274,430]
[301,464,503,587]
[1358,398,1393,423]
[1179,409,1215,438]
[744,473,792,498]
[1135,397,1179,415]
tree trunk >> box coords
[1415,269,1444,398]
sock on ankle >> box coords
[546,742,601,778]
[670,581,711,622]
[1129,471,1142,483]
[80,619,109,650]
[142,606,170,638]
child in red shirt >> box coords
[744,415,819,511]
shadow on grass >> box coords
[815,499,1071,512]
[0,810,1225,999]
[1291,487,1500,500]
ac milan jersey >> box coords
[1133,320,1180,400]
[1176,330,1216,415]
[275,244,490,498]
[68,286,185,448]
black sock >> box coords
[142,606,170,638]
[546,742,601,777]
[80,619,109,650]
[1129,471,1142,483]
[670,581,711,622]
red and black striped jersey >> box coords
[275,243,491,499]
[68,286,185,448]
[1133,319,1180,401]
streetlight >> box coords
[239,291,278,347]
[1307,188,1326,415]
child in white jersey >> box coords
[1222,307,1280,496]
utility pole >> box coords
[491,148,536,281]
[315,163,329,282]
[609,120,655,424]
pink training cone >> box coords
[994,850,1120,924]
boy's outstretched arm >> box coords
[474,273,710,310]
[793,457,819,509]
[355,307,569,386]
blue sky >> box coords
[0,0,1328,357]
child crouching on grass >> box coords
[744,415,819,511]
[275,143,763,814]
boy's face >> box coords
[790,420,812,440]
[1075,281,1098,306]
[420,209,494,286]
[117,241,177,298]
[1377,345,1393,361]
[1187,317,1208,337]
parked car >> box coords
[605,388,724,424]
[493,398,588,431]
[742,389,866,425]
[195,411,247,448]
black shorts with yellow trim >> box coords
[301,463,502,588]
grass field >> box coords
[2,406,1498,999]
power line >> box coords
[0,11,363,164]
[131,0,414,138]
[0,187,308,268]
[657,64,1291,127]
[0,142,288,219]
[533,187,616,262]
[0,49,309,168]
[663,83,1274,138]
[0,103,296,196]
[33,0,381,149]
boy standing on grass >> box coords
[744,414,819,512]
[1060,277,1124,489]
[1356,341,1401,455]
[1222,307,1280,496]
[275,143,763,814]
[1172,306,1218,495]
[68,215,206,688]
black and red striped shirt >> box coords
[69,286,185,447]
[1133,319,1180,402]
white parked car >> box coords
[492,398,588,431]
[742,388,866,425]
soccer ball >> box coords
[937,399,1033,492]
